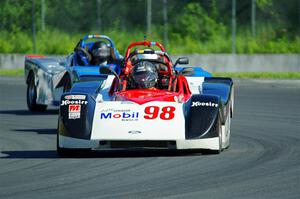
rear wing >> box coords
[24,55,66,85]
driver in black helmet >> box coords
[131,61,158,89]
[90,41,111,66]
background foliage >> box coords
[0,0,299,54]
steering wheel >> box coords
[74,47,92,63]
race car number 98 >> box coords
[144,106,175,120]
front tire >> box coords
[212,116,222,154]
[202,114,222,155]
[56,134,91,157]
[224,108,231,149]
[26,74,47,112]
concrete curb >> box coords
[1,53,299,72]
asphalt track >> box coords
[0,77,299,199]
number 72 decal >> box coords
[144,106,176,120]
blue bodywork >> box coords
[203,82,231,105]
[64,34,122,85]
[51,35,121,105]
[73,35,121,66]
[176,66,232,105]
[177,66,212,77]
[72,64,117,81]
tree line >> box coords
[0,0,299,54]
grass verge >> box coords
[0,69,24,76]
[213,72,300,79]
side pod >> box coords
[203,77,234,123]
[185,94,221,139]
[58,93,96,141]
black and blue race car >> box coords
[24,34,122,111]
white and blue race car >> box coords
[24,34,122,111]
[57,40,234,155]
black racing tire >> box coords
[56,146,70,157]
[56,133,91,157]
[26,73,47,112]
[63,76,72,93]
[56,133,74,157]
[202,114,222,155]
[224,105,232,149]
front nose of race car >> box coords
[90,101,186,141]
[58,92,222,151]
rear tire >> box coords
[63,77,71,93]
[26,74,47,112]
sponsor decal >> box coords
[100,112,139,121]
[144,106,175,120]
[128,131,142,134]
[68,105,81,119]
[191,101,218,108]
[99,106,176,121]
[64,95,86,100]
[61,99,88,106]
[100,108,131,113]
[100,108,139,121]
[137,49,144,54]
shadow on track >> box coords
[0,109,59,115]
[12,128,57,134]
[0,150,59,158]
[0,150,208,159]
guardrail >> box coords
[1,53,299,72]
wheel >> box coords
[224,108,231,149]
[202,114,222,155]
[56,133,91,157]
[26,74,47,112]
[63,76,72,92]
[56,133,74,157]
[212,116,222,154]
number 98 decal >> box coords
[144,106,176,120]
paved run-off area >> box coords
[0,77,299,198]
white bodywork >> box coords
[91,102,185,140]
[25,57,67,105]
[59,75,231,151]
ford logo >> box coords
[128,131,141,134]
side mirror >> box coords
[174,57,189,67]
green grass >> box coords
[1,28,299,54]
[0,69,24,76]
[1,68,299,79]
[212,72,300,79]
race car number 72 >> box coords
[144,106,176,120]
